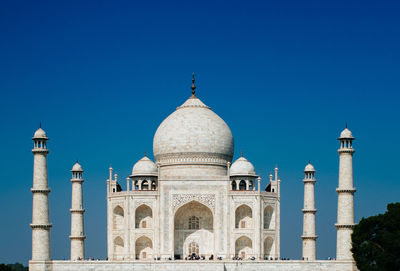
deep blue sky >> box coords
[1,0,399,264]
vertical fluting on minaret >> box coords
[302,162,317,260]
[336,127,356,261]
[31,127,52,261]
[70,162,86,260]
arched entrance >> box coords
[264,237,274,259]
[135,236,153,260]
[135,204,152,229]
[264,206,274,229]
[235,204,253,229]
[113,236,124,260]
[235,236,252,259]
[174,201,214,259]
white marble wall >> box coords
[31,149,51,261]
[29,260,358,271]
[107,176,279,260]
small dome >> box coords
[33,128,47,139]
[131,156,157,176]
[71,162,83,172]
[230,156,256,176]
[304,163,315,172]
[339,128,354,139]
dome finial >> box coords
[345,122,348,128]
[191,72,196,95]
[40,121,42,128]
[241,151,243,157]
[144,150,147,157]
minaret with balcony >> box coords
[31,126,52,261]
[70,162,86,260]
[302,162,317,260]
[336,126,356,260]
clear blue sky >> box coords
[0,0,399,264]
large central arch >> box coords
[174,201,214,259]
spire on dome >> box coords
[191,73,196,96]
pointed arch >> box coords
[113,236,124,259]
[113,205,124,230]
[135,236,153,260]
[264,205,274,229]
[235,236,253,259]
[174,201,214,259]
[135,204,153,228]
[264,237,274,259]
[235,204,253,229]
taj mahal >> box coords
[29,76,358,270]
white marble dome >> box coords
[230,156,256,176]
[71,162,83,172]
[339,128,354,139]
[131,156,157,176]
[304,163,315,172]
[33,127,47,139]
[153,95,234,165]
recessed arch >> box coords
[135,204,152,228]
[135,236,153,260]
[174,201,214,259]
[235,236,253,259]
[113,205,124,230]
[264,237,274,259]
[113,236,124,259]
[264,205,274,229]
[235,204,253,229]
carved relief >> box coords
[172,194,216,213]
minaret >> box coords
[302,162,317,260]
[31,126,52,261]
[70,162,86,260]
[336,127,356,260]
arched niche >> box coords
[235,204,253,229]
[135,236,153,260]
[264,205,274,229]
[264,237,274,259]
[135,204,153,228]
[174,201,214,259]
[235,236,253,259]
[113,205,124,230]
[113,236,124,259]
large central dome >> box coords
[153,94,234,176]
